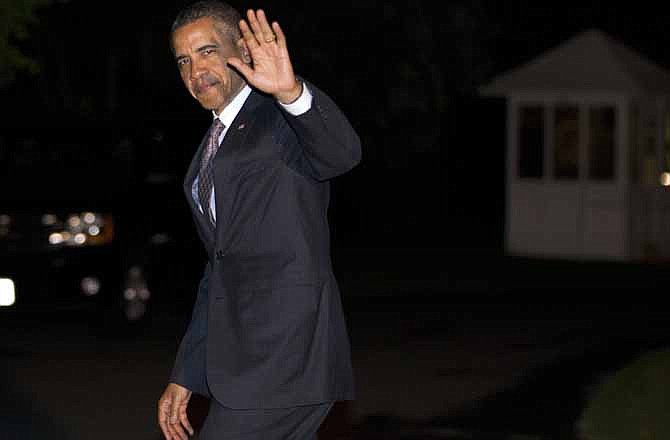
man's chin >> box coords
[199,102,217,111]
[195,96,220,112]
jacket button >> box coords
[216,250,224,260]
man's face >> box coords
[172,17,247,114]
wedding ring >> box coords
[265,34,276,43]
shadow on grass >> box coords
[437,338,670,439]
[0,348,70,440]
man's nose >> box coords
[190,57,207,80]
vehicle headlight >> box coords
[0,279,15,306]
[46,212,114,247]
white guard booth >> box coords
[480,29,670,261]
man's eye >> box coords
[177,58,190,66]
[203,49,214,55]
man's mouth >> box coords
[194,76,219,95]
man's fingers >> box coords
[255,9,276,42]
[159,418,171,440]
[159,420,172,440]
[167,420,183,440]
[246,9,265,43]
[239,19,260,48]
[166,411,181,440]
[158,399,173,440]
[272,22,287,50]
[159,385,192,440]
[170,400,189,440]
[179,403,195,436]
[167,418,186,440]
[172,424,188,440]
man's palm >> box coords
[158,383,193,440]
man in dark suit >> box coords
[157,2,360,439]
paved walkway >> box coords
[347,294,670,439]
[2,290,669,440]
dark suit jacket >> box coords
[169,81,361,409]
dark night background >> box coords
[3,1,670,439]
[5,1,670,249]
[4,1,670,245]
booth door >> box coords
[580,106,626,259]
[507,103,625,260]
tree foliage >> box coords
[0,0,59,87]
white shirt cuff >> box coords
[278,82,312,116]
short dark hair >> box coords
[170,1,242,52]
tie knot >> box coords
[211,118,225,139]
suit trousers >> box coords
[197,400,333,440]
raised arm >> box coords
[228,9,361,180]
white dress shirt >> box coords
[192,83,313,221]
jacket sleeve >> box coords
[168,262,210,396]
[278,80,362,181]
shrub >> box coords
[577,348,670,440]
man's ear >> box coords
[237,38,251,63]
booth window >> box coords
[518,106,544,178]
[589,106,616,180]
[554,106,579,179]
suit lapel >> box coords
[212,90,267,247]
[183,128,215,248]
[183,90,269,252]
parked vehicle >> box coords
[0,121,202,330]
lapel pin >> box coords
[237,123,245,130]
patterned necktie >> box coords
[198,118,225,224]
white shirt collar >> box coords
[212,85,253,128]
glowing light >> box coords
[74,233,86,245]
[88,225,100,236]
[0,279,15,306]
[68,215,81,228]
[42,214,58,226]
[138,288,151,301]
[83,212,96,224]
[124,288,137,301]
[661,172,670,187]
[49,232,64,245]
[81,277,101,296]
